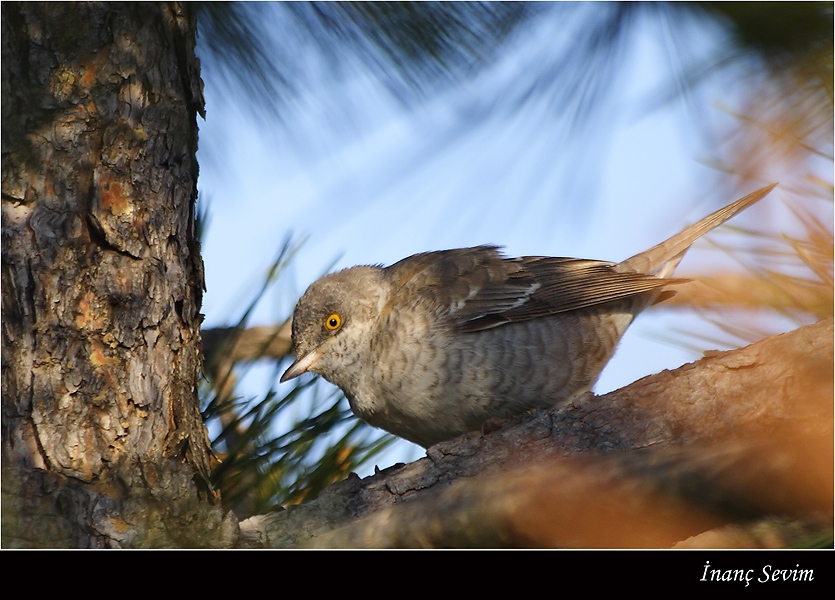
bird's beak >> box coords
[280,347,323,382]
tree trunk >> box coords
[2,2,232,548]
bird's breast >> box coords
[349,303,638,447]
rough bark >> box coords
[2,2,233,548]
[241,318,833,548]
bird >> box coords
[281,184,777,448]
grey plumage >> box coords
[282,184,777,447]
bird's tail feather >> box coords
[615,183,778,276]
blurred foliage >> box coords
[203,370,395,517]
[194,2,833,518]
[284,1,531,99]
[692,2,833,345]
[704,2,833,67]
[196,2,833,123]
[197,1,532,116]
[688,83,833,341]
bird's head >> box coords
[280,266,387,386]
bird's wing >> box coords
[384,186,777,333]
[386,246,682,333]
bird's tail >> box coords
[615,183,778,277]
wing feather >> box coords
[385,246,685,334]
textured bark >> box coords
[241,318,833,548]
[2,2,233,547]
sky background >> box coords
[192,6,830,470]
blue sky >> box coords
[194,7,829,469]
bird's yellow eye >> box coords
[324,313,342,331]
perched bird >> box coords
[282,184,776,447]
